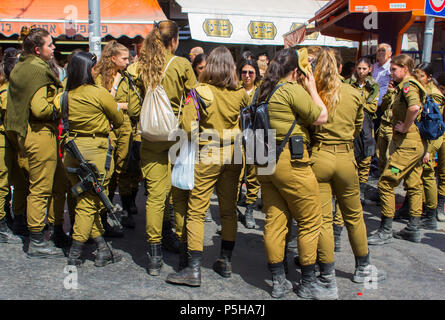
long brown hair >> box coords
[391,54,414,75]
[198,46,238,89]
[94,40,128,90]
[314,48,341,115]
[138,20,179,90]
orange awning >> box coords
[0,0,166,38]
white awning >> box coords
[176,0,357,47]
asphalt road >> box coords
[1,177,445,301]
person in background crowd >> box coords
[368,54,426,246]
[341,61,355,80]
[372,43,393,106]
[258,52,269,66]
[436,72,445,222]
[192,53,206,78]
[241,50,256,61]
[237,58,262,229]
[189,46,204,64]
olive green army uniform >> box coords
[127,53,196,244]
[310,82,368,263]
[376,90,397,175]
[255,80,323,266]
[344,75,379,183]
[379,77,426,219]
[421,82,445,210]
[238,83,261,205]
[6,54,67,233]
[0,83,13,221]
[180,83,248,252]
[61,84,124,243]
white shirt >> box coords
[372,59,391,106]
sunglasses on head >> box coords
[241,70,255,76]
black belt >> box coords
[68,132,108,138]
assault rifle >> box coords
[64,139,122,228]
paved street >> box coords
[1,178,445,301]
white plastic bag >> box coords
[171,140,196,190]
[139,56,179,142]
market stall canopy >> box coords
[0,0,166,38]
[176,0,357,47]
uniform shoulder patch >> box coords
[404,86,410,94]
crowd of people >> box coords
[1,20,445,300]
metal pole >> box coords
[88,0,102,59]
[422,16,435,64]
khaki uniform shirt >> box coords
[311,82,364,144]
[57,84,124,136]
[0,83,8,133]
[29,83,62,132]
[267,79,322,145]
[345,75,379,115]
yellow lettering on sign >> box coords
[203,19,233,38]
[248,21,277,40]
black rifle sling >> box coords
[262,83,298,161]
[61,91,69,132]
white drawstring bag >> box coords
[171,139,196,190]
[139,56,180,142]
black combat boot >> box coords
[333,223,343,252]
[178,241,188,271]
[120,196,136,229]
[242,204,256,229]
[213,240,234,278]
[437,194,445,222]
[166,250,202,287]
[12,214,29,237]
[296,264,335,300]
[268,262,293,298]
[27,231,65,259]
[421,207,438,230]
[93,236,122,267]
[162,219,179,253]
[394,195,410,221]
[0,216,22,244]
[394,216,421,243]
[49,224,72,248]
[353,253,386,283]
[147,242,163,276]
[367,215,393,245]
[101,212,124,238]
[316,262,338,300]
[67,240,85,266]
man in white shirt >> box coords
[372,43,392,106]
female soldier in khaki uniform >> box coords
[62,51,124,267]
[237,58,262,229]
[412,63,445,229]
[368,54,426,245]
[6,28,66,258]
[310,49,385,291]
[0,60,21,244]
[166,46,248,288]
[127,20,196,276]
[254,48,331,299]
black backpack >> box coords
[354,111,376,161]
[241,83,298,165]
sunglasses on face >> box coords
[241,70,255,76]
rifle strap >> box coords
[61,91,69,133]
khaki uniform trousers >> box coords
[376,122,393,176]
[379,133,426,218]
[24,124,65,233]
[357,156,372,184]
[257,144,322,266]
[186,146,242,252]
[422,137,443,209]
[311,144,368,263]
[0,133,12,220]
[109,112,133,197]
[4,132,29,217]
[64,137,113,243]
[238,159,261,205]
[47,164,75,226]
[436,139,445,197]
